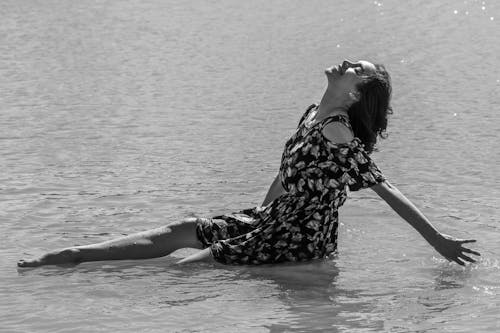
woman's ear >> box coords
[348,91,361,102]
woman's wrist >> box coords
[425,230,444,246]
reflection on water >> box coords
[433,266,473,291]
[17,258,385,332]
[8,247,500,332]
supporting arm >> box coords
[262,173,286,206]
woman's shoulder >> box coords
[321,121,354,145]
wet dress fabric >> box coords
[196,104,386,265]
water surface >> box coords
[1,0,499,332]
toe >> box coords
[17,259,31,267]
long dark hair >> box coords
[347,64,392,154]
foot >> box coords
[17,248,82,267]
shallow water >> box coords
[1,0,499,332]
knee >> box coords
[164,217,200,232]
[181,217,211,226]
[182,217,199,224]
[162,217,204,249]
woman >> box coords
[17,60,480,268]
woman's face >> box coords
[325,59,377,97]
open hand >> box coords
[433,234,480,266]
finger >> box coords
[453,257,465,266]
[461,248,481,256]
[458,253,476,263]
[459,239,476,244]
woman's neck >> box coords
[316,88,349,120]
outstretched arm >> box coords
[370,181,480,265]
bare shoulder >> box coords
[321,121,354,144]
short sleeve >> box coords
[297,104,317,128]
[346,144,386,191]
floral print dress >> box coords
[196,104,386,264]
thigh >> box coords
[159,218,205,250]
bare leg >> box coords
[17,218,203,267]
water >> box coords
[1,0,499,331]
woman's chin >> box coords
[325,66,341,78]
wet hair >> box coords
[347,64,392,154]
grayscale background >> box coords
[1,0,499,332]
